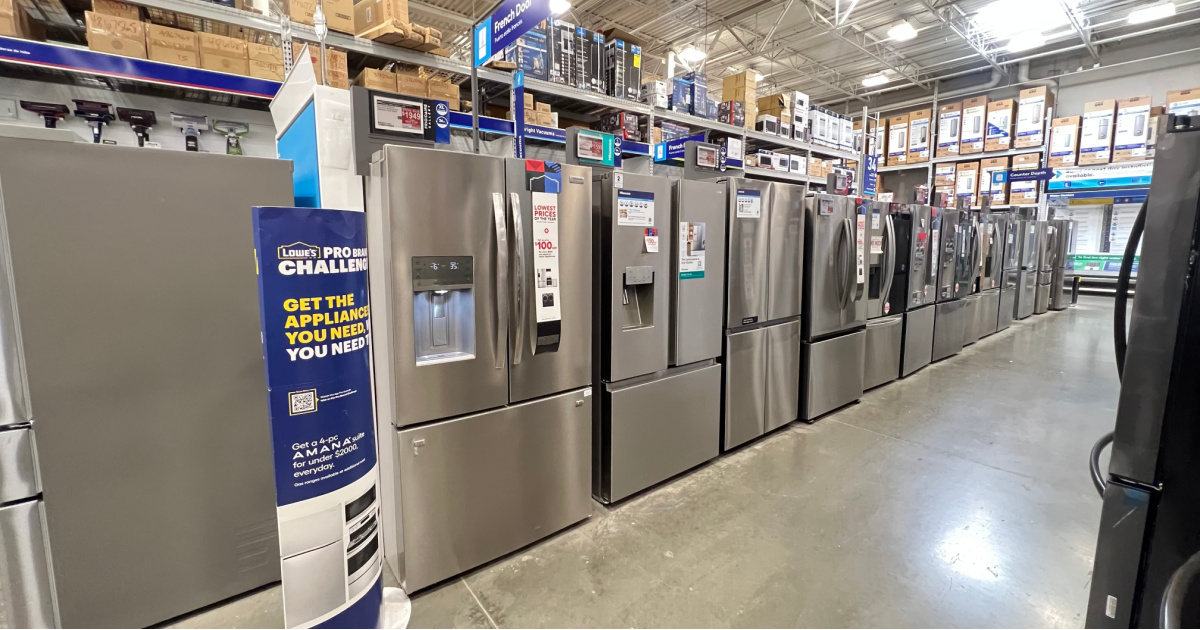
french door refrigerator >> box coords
[367,146,592,593]
[997,212,1021,331]
[894,203,937,378]
[722,179,804,448]
[1014,212,1040,320]
[974,211,1005,340]
[592,173,727,503]
[1034,220,1055,314]
[962,209,984,346]
[931,205,971,362]
[1049,219,1076,310]
[863,200,904,391]
[802,194,867,420]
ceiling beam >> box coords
[759,0,794,52]
[802,0,932,90]
[919,0,1008,76]
[1056,0,1100,60]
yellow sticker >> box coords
[633,54,641,68]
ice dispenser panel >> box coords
[622,265,655,330]
[412,256,476,365]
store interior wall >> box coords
[0,77,278,156]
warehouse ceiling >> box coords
[411,0,1200,107]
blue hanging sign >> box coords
[514,70,526,158]
[996,167,1055,184]
[252,207,383,629]
[473,0,551,67]
[863,154,879,196]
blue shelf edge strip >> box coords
[0,36,280,98]
[447,111,650,155]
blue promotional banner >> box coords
[995,167,1055,185]
[252,207,383,629]
[473,0,551,67]
[653,133,707,163]
[514,71,526,158]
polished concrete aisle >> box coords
[174,297,1118,629]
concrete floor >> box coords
[172,296,1117,628]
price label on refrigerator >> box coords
[856,214,866,283]
[617,189,654,227]
[532,191,562,352]
[736,189,762,218]
[679,221,706,279]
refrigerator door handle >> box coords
[509,192,527,365]
[880,213,896,305]
[840,218,854,309]
[492,192,509,370]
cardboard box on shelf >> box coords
[535,102,551,113]
[1113,96,1153,162]
[984,98,1014,152]
[200,32,248,75]
[246,42,283,79]
[411,23,442,52]
[1015,86,1052,148]
[285,0,316,25]
[394,72,428,97]
[291,43,348,87]
[790,92,809,141]
[908,108,932,163]
[955,161,980,207]
[1009,152,1041,204]
[354,67,398,91]
[85,11,146,58]
[1167,88,1200,117]
[726,86,755,103]
[1048,116,1080,167]
[323,0,354,34]
[960,95,987,154]
[1079,99,1116,165]
[0,0,44,40]
[92,0,139,20]
[757,93,788,112]
[146,24,199,67]
[717,101,745,127]
[937,102,962,158]
[427,78,459,110]
[535,110,553,127]
[353,0,409,37]
[979,156,1010,205]
[934,163,956,187]
[886,114,908,166]
[722,70,756,92]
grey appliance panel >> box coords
[1017,269,1036,319]
[1034,282,1051,314]
[804,195,865,340]
[0,139,290,628]
[767,182,804,321]
[0,426,37,502]
[907,204,936,309]
[597,172,672,381]
[670,179,726,365]
[765,320,801,433]
[0,500,55,628]
[998,269,1018,330]
[1085,480,1150,628]
[977,288,1001,338]
[724,179,771,327]
[1050,219,1076,310]
[962,294,981,345]
[723,327,766,450]
[1001,215,1021,271]
[900,304,935,377]
[376,146,509,426]
[932,299,968,361]
[801,329,865,420]
[601,363,721,502]
[864,315,903,390]
[935,208,961,302]
[504,159,593,403]
[0,197,28,430]
[396,387,591,592]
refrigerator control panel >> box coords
[412,256,474,290]
[624,266,655,285]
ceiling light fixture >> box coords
[862,73,890,87]
[1006,31,1046,52]
[973,0,1078,40]
[678,46,706,63]
[887,20,918,41]
[549,0,571,14]
[1129,2,1175,24]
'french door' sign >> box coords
[473,0,551,66]
[527,160,562,353]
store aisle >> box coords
[173,297,1118,629]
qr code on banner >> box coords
[289,389,317,415]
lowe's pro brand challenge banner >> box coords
[252,207,382,629]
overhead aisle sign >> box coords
[473,0,551,67]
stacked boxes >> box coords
[907,108,931,163]
[641,79,668,108]
[147,24,198,67]
[934,163,956,200]
[85,11,147,58]
[354,0,411,41]
[597,112,640,140]
[247,42,284,80]
[936,102,961,158]
[717,101,746,127]
[979,156,1009,205]
[292,42,348,88]
[1113,96,1154,162]
[287,0,353,33]
[395,72,428,98]
[1015,86,1052,148]
[721,71,757,129]
[427,78,460,111]
[1,0,44,39]
[886,114,908,166]
[604,39,641,101]
[1048,116,1080,167]
[984,98,1014,152]
[960,96,987,154]
[1079,99,1116,165]
[354,67,398,91]
[200,33,248,75]
[93,0,139,20]
[1009,153,1041,204]
[790,91,809,140]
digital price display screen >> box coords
[695,144,718,169]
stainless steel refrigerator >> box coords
[0,133,292,628]
[1014,213,1040,320]
[592,173,726,503]
[366,146,593,592]
[997,213,1021,331]
[895,203,937,378]
[974,211,1005,340]
[722,179,804,448]
[1049,219,1076,310]
[1034,220,1055,314]
[962,209,984,346]
[931,204,971,362]
[863,200,903,391]
[802,194,866,420]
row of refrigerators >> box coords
[365,142,1079,595]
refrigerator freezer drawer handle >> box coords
[880,213,896,305]
[493,192,509,370]
[510,192,527,365]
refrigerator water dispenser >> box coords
[621,265,655,329]
[412,256,476,365]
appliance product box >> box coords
[353,0,409,36]
[934,163,957,187]
[1113,95,1153,162]
[886,114,909,166]
[840,115,853,151]
[394,72,427,97]
[247,43,284,80]
[1015,86,1053,148]
[721,70,755,93]
[979,156,1009,205]
[550,18,574,86]
[1079,99,1116,165]
[791,91,809,140]
[907,108,932,163]
[85,11,146,58]
[1167,87,1200,116]
[955,161,979,207]
[1009,152,1041,204]
[93,0,139,20]
[1048,116,1080,167]
[591,31,605,93]
[641,79,668,108]
[427,79,459,110]
[1147,108,1165,158]
[985,98,1015,152]
[753,149,774,168]
[147,24,199,68]
[779,122,791,139]
[200,33,250,76]
[506,20,550,81]
[772,153,790,172]
[597,112,641,140]
[718,100,745,127]
[755,114,778,135]
[354,67,397,91]
[960,95,987,154]
[604,39,640,101]
[683,72,707,116]
[937,102,962,157]
[789,154,806,173]
[292,42,348,88]
[669,76,689,112]
[573,26,591,91]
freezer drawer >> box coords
[864,316,902,391]
[765,320,801,433]
[801,329,865,421]
[1017,270,1036,319]
[932,300,967,362]
[977,289,1001,339]
[0,426,38,502]
[0,500,56,628]
[901,305,935,377]
[1035,283,1051,314]
[962,294,981,346]
[723,327,766,450]
[395,388,591,592]
[998,271,1018,331]
[598,363,721,503]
